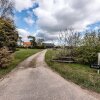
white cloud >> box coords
[36,29,58,42]
[14,0,34,12]
[15,0,100,42]
[34,0,100,32]
[24,17,35,26]
[17,28,31,41]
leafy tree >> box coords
[37,38,44,46]
[74,30,100,64]
[28,36,37,48]
[0,0,17,51]
[0,18,18,68]
[18,36,23,46]
[0,0,18,68]
[98,29,100,41]
[0,18,18,52]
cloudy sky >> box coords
[14,0,100,42]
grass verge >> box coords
[0,49,42,78]
[45,49,100,93]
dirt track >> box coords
[0,50,99,100]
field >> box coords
[45,49,100,93]
[0,49,42,78]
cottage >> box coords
[23,42,32,47]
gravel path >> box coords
[0,50,99,100]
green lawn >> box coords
[45,49,100,93]
[0,49,42,78]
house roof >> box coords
[23,42,31,45]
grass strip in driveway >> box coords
[45,49,100,93]
[0,49,42,78]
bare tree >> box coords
[58,28,80,47]
[0,0,14,19]
[37,38,44,46]
[57,28,81,57]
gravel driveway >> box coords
[0,50,99,100]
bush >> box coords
[0,47,12,68]
[74,46,99,64]
[73,30,100,65]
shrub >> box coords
[0,47,12,68]
[73,30,100,64]
[74,46,99,64]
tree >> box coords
[58,28,81,48]
[57,28,81,57]
[18,36,23,46]
[0,18,18,68]
[0,0,18,68]
[28,36,37,48]
[0,18,18,51]
[37,38,44,46]
[0,0,14,19]
[74,30,100,64]
[98,29,100,41]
